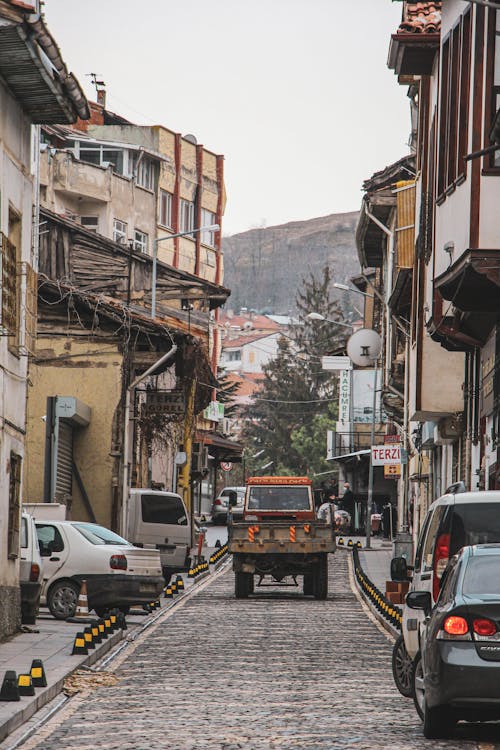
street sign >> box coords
[321,356,352,371]
[384,463,401,479]
[203,400,224,422]
[220,461,232,472]
[144,389,184,415]
[371,445,402,465]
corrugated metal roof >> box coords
[0,9,88,123]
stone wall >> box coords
[0,585,21,641]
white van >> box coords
[127,490,191,582]
[392,489,500,697]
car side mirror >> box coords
[390,556,408,582]
[406,591,432,617]
[227,491,238,508]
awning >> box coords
[435,249,500,313]
[327,449,371,462]
[196,430,243,463]
[427,315,483,352]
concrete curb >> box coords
[0,627,123,743]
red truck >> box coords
[228,476,335,599]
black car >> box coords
[408,544,500,739]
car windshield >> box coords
[463,555,500,599]
[73,523,131,546]
[247,486,311,511]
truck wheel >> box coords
[303,572,313,595]
[313,555,328,600]
[235,572,251,598]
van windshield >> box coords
[451,504,500,553]
[141,494,188,526]
[247,486,311,511]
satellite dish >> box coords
[184,134,198,145]
[346,328,382,366]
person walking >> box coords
[340,482,355,532]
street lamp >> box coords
[333,282,374,298]
[151,224,220,318]
[305,312,354,330]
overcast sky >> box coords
[45,0,410,236]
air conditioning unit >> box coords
[435,415,463,445]
[191,444,208,472]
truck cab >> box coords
[243,476,315,521]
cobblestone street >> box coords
[9,552,500,750]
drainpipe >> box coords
[363,202,395,384]
[121,344,177,536]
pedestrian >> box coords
[340,482,355,532]
[317,494,336,524]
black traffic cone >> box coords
[30,660,47,688]
[0,671,20,701]
[18,674,35,697]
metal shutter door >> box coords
[55,419,73,499]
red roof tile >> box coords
[398,2,441,34]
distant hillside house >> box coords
[220,331,281,373]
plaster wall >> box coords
[409,334,464,421]
[0,79,34,603]
[25,338,123,529]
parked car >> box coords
[127,489,191,582]
[35,520,164,619]
[211,487,245,524]
[391,489,500,698]
[19,512,43,625]
[408,544,500,738]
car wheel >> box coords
[313,555,328,600]
[423,700,455,739]
[235,572,251,598]
[392,634,415,698]
[47,580,80,620]
[412,653,425,720]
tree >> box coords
[242,264,348,478]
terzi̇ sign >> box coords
[371,445,402,465]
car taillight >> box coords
[444,616,469,635]
[473,618,497,637]
[110,554,127,570]
[433,532,450,600]
[29,563,40,582]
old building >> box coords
[0,0,88,638]
[25,99,234,535]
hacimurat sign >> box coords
[371,444,402,465]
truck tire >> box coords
[235,572,251,598]
[313,555,328,600]
[303,572,314,595]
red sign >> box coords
[220,461,232,472]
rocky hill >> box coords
[221,211,360,314]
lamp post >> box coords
[151,223,220,318]
[305,312,354,330]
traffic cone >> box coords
[71,632,88,655]
[0,671,20,701]
[338,537,344,546]
[18,674,35,697]
[83,626,95,650]
[66,580,94,623]
[30,660,47,688]
[91,620,102,644]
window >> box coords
[227,349,241,362]
[201,208,216,246]
[113,219,127,244]
[8,453,22,559]
[134,229,148,254]
[486,10,500,168]
[80,216,99,233]
[36,524,65,555]
[422,505,447,572]
[0,231,17,336]
[73,523,130,545]
[77,143,126,175]
[437,10,472,197]
[141,494,188,525]
[160,190,173,228]
[180,199,195,236]
[135,156,154,191]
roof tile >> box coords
[398,2,441,34]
